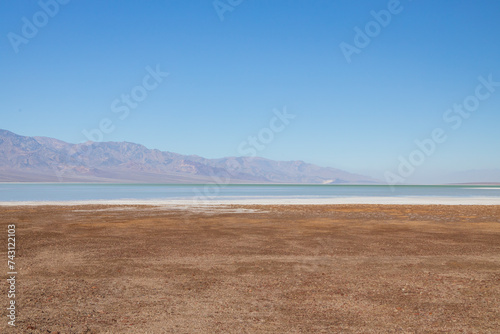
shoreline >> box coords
[1,196,500,206]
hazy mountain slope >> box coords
[0,129,377,183]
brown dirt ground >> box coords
[1,204,500,333]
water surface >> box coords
[1,183,499,202]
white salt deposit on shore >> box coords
[0,196,499,206]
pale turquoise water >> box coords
[0,184,499,202]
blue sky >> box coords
[1,0,499,183]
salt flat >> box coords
[1,195,500,206]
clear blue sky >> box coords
[1,0,499,183]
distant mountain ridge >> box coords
[0,129,377,183]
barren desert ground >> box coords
[2,204,500,333]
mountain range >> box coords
[0,129,377,184]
